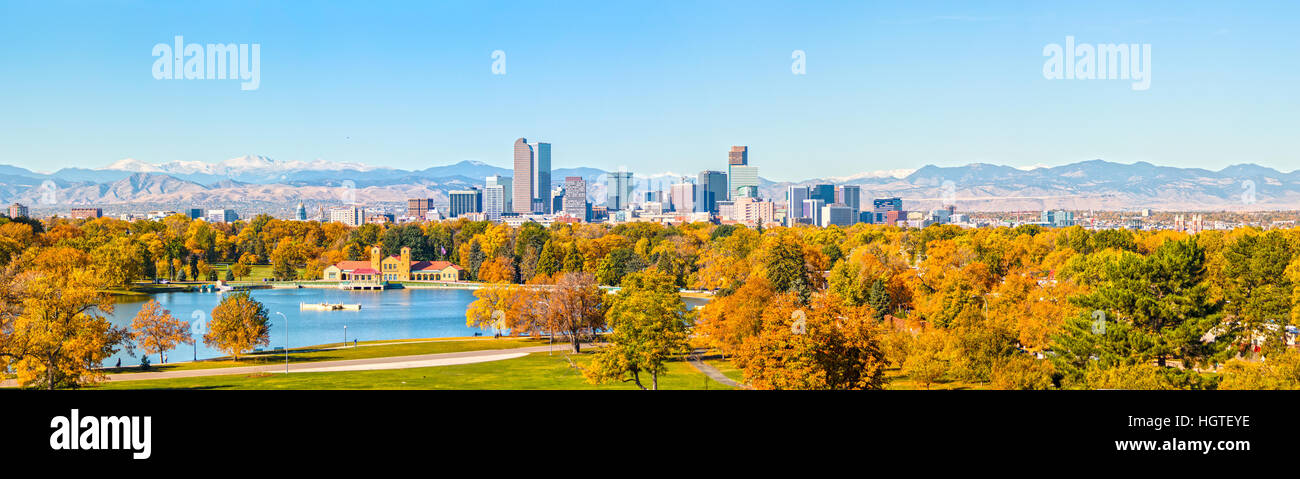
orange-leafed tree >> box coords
[733,292,887,390]
[203,291,270,360]
[546,272,605,353]
[131,299,192,366]
[2,247,133,389]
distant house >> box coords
[322,246,463,282]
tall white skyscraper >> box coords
[484,175,512,220]
[787,185,809,220]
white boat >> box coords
[299,302,362,311]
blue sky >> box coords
[0,1,1296,181]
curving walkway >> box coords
[0,344,565,387]
[686,350,748,389]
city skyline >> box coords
[1,1,1296,179]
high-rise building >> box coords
[697,170,727,213]
[727,145,759,199]
[821,203,856,227]
[728,145,748,166]
[837,185,862,215]
[607,171,634,210]
[872,197,903,223]
[512,138,534,214]
[563,176,588,220]
[295,202,307,221]
[70,207,102,220]
[803,199,825,226]
[1042,210,1075,227]
[670,182,695,213]
[810,184,835,205]
[786,186,809,221]
[408,198,435,219]
[532,141,551,214]
[185,208,203,219]
[484,175,512,220]
[205,209,238,224]
[449,188,483,218]
[729,196,774,226]
[329,206,364,226]
[8,203,28,218]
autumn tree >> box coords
[204,291,271,360]
[1,247,132,389]
[734,293,887,390]
[585,272,691,390]
[130,299,193,366]
[546,272,605,353]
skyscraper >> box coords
[512,138,534,214]
[786,186,809,220]
[407,198,434,219]
[837,185,861,215]
[484,175,512,220]
[728,145,748,166]
[803,199,825,226]
[607,171,634,210]
[670,181,695,212]
[810,184,836,204]
[532,141,551,213]
[697,170,727,213]
[449,188,483,218]
[872,197,903,223]
[563,176,587,220]
[727,146,758,199]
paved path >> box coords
[0,344,572,387]
[686,350,748,389]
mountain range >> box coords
[0,156,1296,212]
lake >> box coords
[104,287,710,367]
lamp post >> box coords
[344,325,348,347]
[275,312,288,374]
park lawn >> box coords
[883,368,990,390]
[703,358,745,385]
[689,358,990,390]
[105,337,549,375]
[95,352,735,390]
[212,263,307,282]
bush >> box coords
[990,355,1055,390]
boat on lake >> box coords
[300,302,362,311]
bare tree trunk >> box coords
[570,330,581,354]
[652,371,658,391]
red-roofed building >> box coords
[322,246,464,282]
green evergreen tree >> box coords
[1052,239,1224,386]
[535,239,560,278]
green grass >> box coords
[105,337,548,374]
[212,263,307,282]
[95,352,735,390]
[681,358,993,390]
[883,368,989,390]
[704,357,745,385]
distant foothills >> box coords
[2,154,1299,214]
